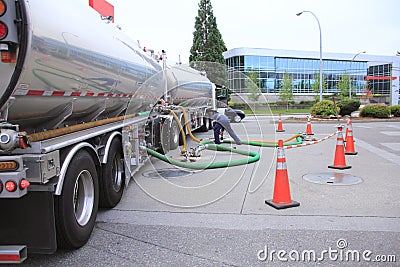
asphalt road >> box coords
[11,115,400,267]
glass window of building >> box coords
[225,54,368,95]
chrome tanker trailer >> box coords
[0,0,217,262]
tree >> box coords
[279,72,294,110]
[189,0,227,87]
[311,73,327,102]
[189,0,227,65]
[336,72,352,100]
[246,71,261,110]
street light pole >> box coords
[297,11,323,101]
[350,51,366,98]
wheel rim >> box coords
[112,153,123,192]
[73,170,95,226]
[234,115,241,122]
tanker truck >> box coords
[0,0,221,262]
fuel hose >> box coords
[146,143,260,170]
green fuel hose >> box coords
[146,134,301,170]
[146,143,260,169]
[199,135,303,147]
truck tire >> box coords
[160,122,170,154]
[198,117,209,132]
[55,150,99,249]
[170,120,179,150]
[99,138,124,208]
[208,118,213,130]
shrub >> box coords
[389,104,400,117]
[299,100,316,106]
[310,100,340,117]
[360,104,390,118]
[337,99,361,116]
[228,102,247,109]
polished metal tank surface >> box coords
[0,0,212,133]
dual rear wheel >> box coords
[55,138,124,249]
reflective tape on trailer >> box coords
[14,89,134,98]
[13,89,196,101]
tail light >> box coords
[5,180,17,192]
[0,0,18,63]
[0,0,5,16]
[0,160,19,171]
[19,179,29,189]
[0,21,7,40]
[0,0,6,40]
[1,179,29,193]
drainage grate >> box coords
[302,172,363,185]
[142,168,194,179]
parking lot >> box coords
[18,115,400,266]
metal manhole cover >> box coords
[142,168,194,179]
[302,172,363,185]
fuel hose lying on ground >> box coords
[145,135,301,170]
[145,143,260,169]
[213,135,303,147]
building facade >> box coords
[223,48,400,105]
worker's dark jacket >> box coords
[211,113,241,145]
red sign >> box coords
[89,0,114,22]
[364,76,397,81]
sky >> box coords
[107,0,399,64]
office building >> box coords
[223,48,400,105]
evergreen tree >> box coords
[189,0,227,64]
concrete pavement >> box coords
[17,115,400,266]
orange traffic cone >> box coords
[328,125,351,169]
[276,114,285,132]
[265,140,300,209]
[305,115,314,135]
[345,120,358,155]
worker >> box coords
[211,113,241,145]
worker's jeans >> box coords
[213,122,223,144]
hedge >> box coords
[310,100,340,117]
[360,104,390,118]
[389,104,400,117]
[337,99,361,116]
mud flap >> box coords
[0,190,57,254]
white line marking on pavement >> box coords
[381,143,400,152]
[354,125,372,129]
[386,125,400,130]
[380,131,400,136]
[356,139,400,166]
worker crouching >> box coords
[211,113,242,145]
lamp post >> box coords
[296,11,323,101]
[349,51,366,98]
